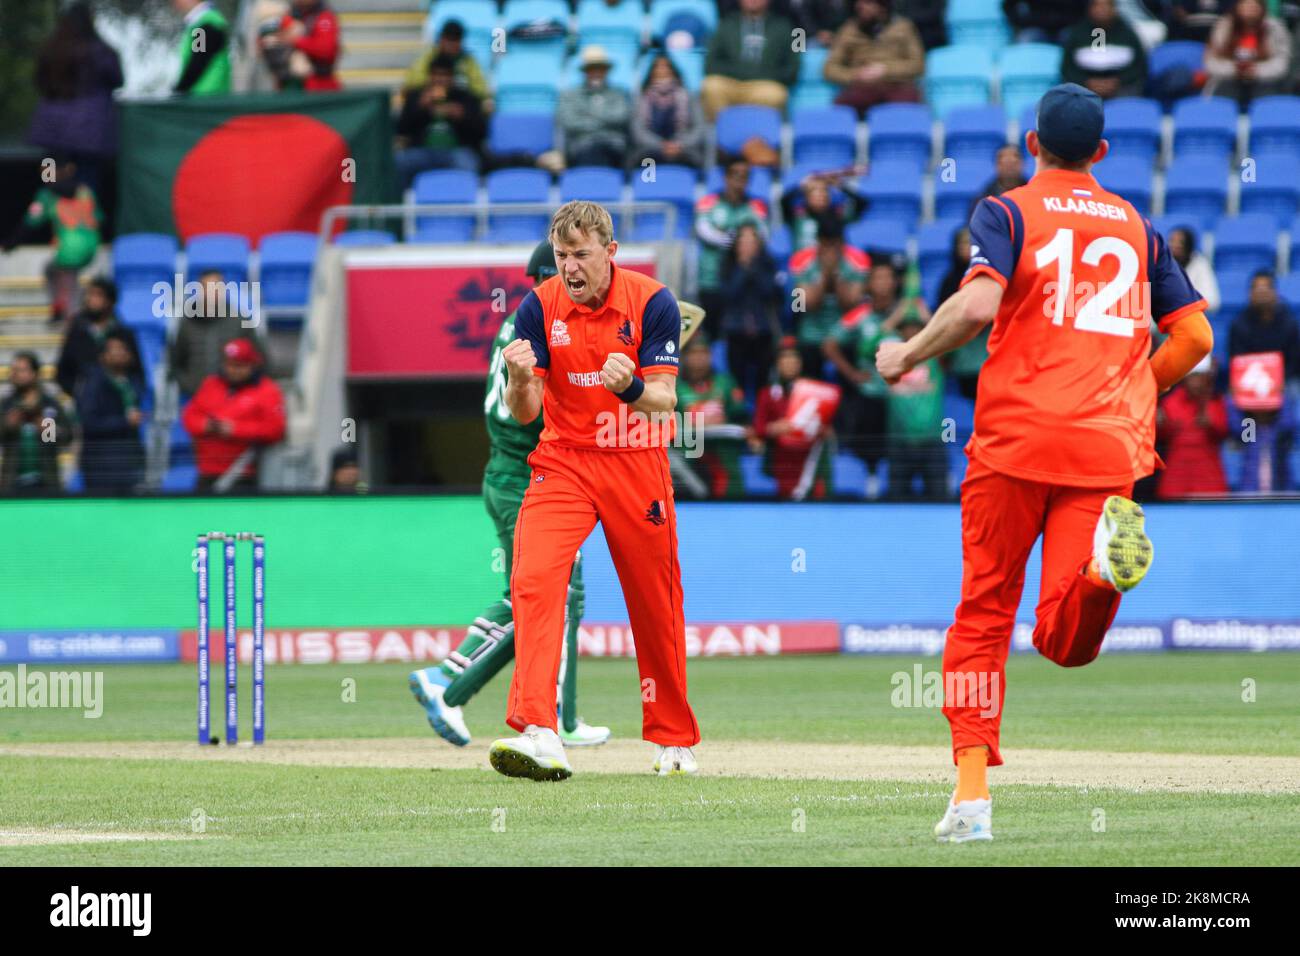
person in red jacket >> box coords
[182,337,287,493]
[750,339,838,499]
[280,0,340,92]
[1156,354,1230,499]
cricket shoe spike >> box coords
[653,745,698,776]
[408,667,472,747]
[1093,495,1153,593]
[934,797,993,843]
[559,718,611,747]
[490,725,573,781]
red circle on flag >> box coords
[172,114,354,243]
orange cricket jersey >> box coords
[514,261,681,449]
[961,167,1207,487]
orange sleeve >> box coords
[1150,311,1213,392]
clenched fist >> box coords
[875,340,913,386]
[600,352,636,393]
[503,339,538,382]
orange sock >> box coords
[1085,557,1115,590]
[954,745,990,802]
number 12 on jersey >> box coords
[1035,227,1146,338]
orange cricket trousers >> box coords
[943,457,1131,766]
[507,442,700,746]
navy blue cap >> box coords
[1035,83,1104,163]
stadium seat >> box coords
[649,0,718,42]
[1247,95,1300,158]
[1278,273,1300,312]
[831,453,868,499]
[334,230,396,247]
[426,0,498,58]
[113,233,178,295]
[488,111,555,161]
[410,170,478,242]
[792,106,857,168]
[790,80,837,111]
[846,218,910,258]
[562,48,638,91]
[1172,96,1237,162]
[1102,97,1162,165]
[665,47,705,93]
[1148,40,1206,86]
[866,102,932,171]
[997,43,1061,118]
[186,233,250,284]
[486,168,552,242]
[946,0,1009,50]
[1239,153,1300,228]
[858,161,922,226]
[933,159,992,220]
[630,164,696,240]
[257,231,316,309]
[704,165,773,204]
[917,218,962,303]
[1290,217,1300,272]
[924,45,993,118]
[942,105,1008,166]
[1164,159,1229,229]
[1212,214,1279,273]
[1093,157,1154,216]
[715,105,782,157]
[767,223,792,269]
[798,45,829,85]
[576,0,643,59]
[502,0,571,59]
[1017,102,1037,157]
[738,454,778,497]
[494,51,565,114]
[1217,269,1252,321]
[1151,215,1200,247]
[560,167,624,234]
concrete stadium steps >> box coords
[339,39,424,71]
[338,67,410,90]
[336,5,426,92]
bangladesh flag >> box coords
[117,90,396,242]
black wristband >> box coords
[616,376,646,403]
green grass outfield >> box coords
[1,653,1297,866]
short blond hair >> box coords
[549,200,614,247]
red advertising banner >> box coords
[345,256,658,379]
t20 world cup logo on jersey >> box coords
[550,318,571,347]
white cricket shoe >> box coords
[933,797,993,843]
[559,719,611,747]
[1092,495,1153,593]
[653,745,698,776]
[408,668,471,747]
[489,725,573,781]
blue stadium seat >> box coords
[704,165,773,204]
[1017,102,1037,157]
[1102,97,1162,165]
[943,105,1008,166]
[831,453,868,498]
[495,51,565,113]
[790,81,837,111]
[738,454,778,497]
[1290,217,1300,272]
[1172,96,1236,162]
[1239,153,1300,228]
[1278,272,1300,312]
[502,0,571,59]
[161,462,198,493]
[257,231,316,309]
[334,230,396,247]
[1151,214,1200,248]
[1212,214,1280,273]
[858,161,922,226]
[933,159,992,220]
[1148,40,1206,84]
[576,0,643,59]
[649,0,718,41]
[113,233,178,295]
[411,169,478,242]
[946,0,1009,50]
[1248,95,1300,157]
[1093,157,1153,215]
[486,168,552,242]
[427,1,498,59]
[767,223,792,269]
[560,166,624,203]
[997,43,1061,118]
[186,233,250,284]
[866,102,932,171]
[1164,159,1229,229]
[716,105,782,156]
[562,48,638,91]
[630,164,696,240]
[799,45,829,84]
[792,106,857,168]
[846,218,910,257]
[488,111,554,160]
[665,47,705,93]
[169,415,192,456]
[917,218,962,299]
[1217,268,1252,321]
[924,45,993,118]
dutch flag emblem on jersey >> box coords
[1072,188,1092,197]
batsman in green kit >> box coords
[408,241,609,747]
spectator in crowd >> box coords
[172,0,232,95]
[824,0,926,116]
[4,157,101,327]
[720,223,783,399]
[894,0,947,50]
[1167,226,1220,314]
[77,331,147,493]
[675,337,750,498]
[1061,0,1149,99]
[1156,354,1229,498]
[695,157,770,337]
[971,145,1028,212]
[789,219,869,378]
[1,352,70,494]
[1165,0,1234,43]
[57,277,141,398]
[328,445,365,493]
[395,54,486,186]
[780,171,869,251]
[1229,270,1300,384]
[169,270,261,397]
[1204,0,1291,104]
[403,20,490,108]
[1231,390,1295,492]
[702,0,801,119]
[260,0,340,92]
[28,2,123,198]
[631,54,707,170]
[937,227,990,400]
[751,339,837,498]
[182,338,287,493]
[882,313,947,499]
[1003,0,1089,44]
[788,0,853,46]
[557,46,633,169]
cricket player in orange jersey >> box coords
[877,84,1214,842]
[490,200,701,781]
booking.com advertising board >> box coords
[0,498,1297,664]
